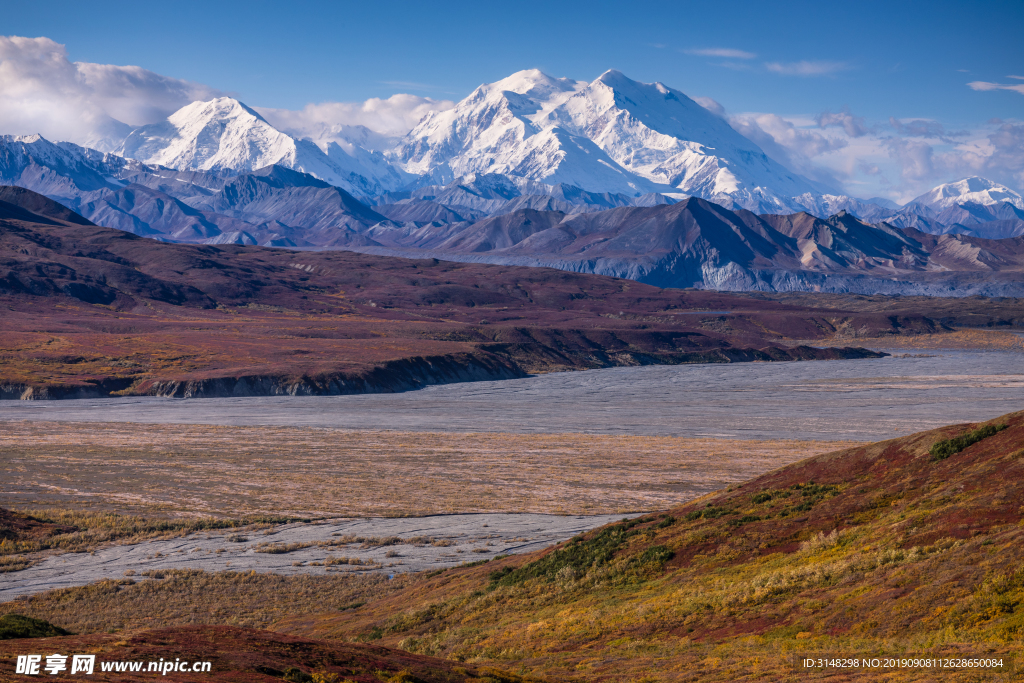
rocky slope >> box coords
[11,187,961,400]
[355,199,1024,297]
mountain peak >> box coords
[594,68,628,84]
[115,97,410,197]
[912,176,1023,210]
[591,69,672,97]
[486,69,584,103]
[168,97,267,128]
[394,67,820,205]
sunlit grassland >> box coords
[257,415,1024,681]
[0,421,857,518]
[0,570,412,635]
[0,508,294,559]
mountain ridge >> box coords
[4,66,1023,239]
[5,186,940,401]
[352,198,1024,297]
[388,69,822,212]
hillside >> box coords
[268,410,1024,681]
[4,186,1024,400]
[357,200,1024,297]
[0,187,905,400]
[0,624,545,682]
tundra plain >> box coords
[1,421,856,519]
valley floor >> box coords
[1,341,1022,681]
[2,347,1022,440]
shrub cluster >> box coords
[777,483,839,516]
[0,614,70,640]
[684,506,733,522]
[930,423,1008,461]
[489,518,646,587]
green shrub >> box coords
[930,424,1008,461]
[631,545,674,568]
[283,667,313,682]
[752,490,791,505]
[490,519,643,587]
[0,614,70,639]
[684,506,733,522]
[728,515,762,527]
[776,483,840,516]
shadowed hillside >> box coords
[3,186,1024,400]
[0,625,552,682]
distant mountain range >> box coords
[1,139,1022,296]
[1,68,1023,297]
[3,68,1023,241]
[352,199,1024,297]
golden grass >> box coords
[272,507,1024,682]
[0,508,290,557]
[0,569,412,634]
[251,414,1024,682]
[839,328,1024,352]
[5,417,1023,681]
[0,421,858,518]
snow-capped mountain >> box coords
[389,69,819,213]
[116,98,406,198]
[0,134,148,203]
[0,134,391,247]
[6,68,1024,246]
[92,72,1024,227]
[881,177,1024,239]
[907,177,1024,211]
[788,193,899,223]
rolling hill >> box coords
[268,410,1024,681]
[2,186,928,400]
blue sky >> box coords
[2,0,1022,200]
[6,0,1021,120]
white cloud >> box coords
[888,117,967,141]
[256,94,455,142]
[764,61,851,76]
[882,137,936,183]
[706,98,1024,202]
[728,111,847,192]
[877,121,1024,199]
[816,107,869,137]
[0,34,453,153]
[0,35,222,150]
[957,122,1024,189]
[968,80,1024,95]
[693,96,726,118]
[697,97,847,192]
[684,48,756,59]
